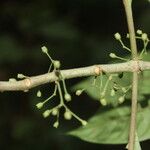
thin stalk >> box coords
[123,0,138,59]
[123,0,139,150]
[129,72,138,150]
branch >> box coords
[0,60,150,92]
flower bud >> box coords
[126,33,129,38]
[114,33,121,40]
[41,46,48,53]
[53,121,59,128]
[100,98,107,106]
[109,53,117,58]
[141,33,148,41]
[53,60,61,69]
[118,96,125,104]
[52,108,58,116]
[121,87,126,93]
[64,111,72,120]
[76,90,83,96]
[43,110,51,118]
[81,120,87,126]
[17,73,26,79]
[110,89,115,96]
[64,93,72,102]
[36,102,43,109]
[37,90,42,97]
[136,29,142,35]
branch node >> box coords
[94,66,102,76]
[24,78,31,88]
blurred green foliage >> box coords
[0,0,149,150]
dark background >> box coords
[0,0,149,149]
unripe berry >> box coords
[52,108,58,116]
[64,93,72,102]
[114,33,121,40]
[53,60,61,69]
[36,102,44,109]
[41,46,48,53]
[64,111,72,120]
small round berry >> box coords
[114,33,121,40]
[64,111,72,120]
[53,60,61,69]
[52,108,58,116]
[64,93,72,102]
[36,102,44,109]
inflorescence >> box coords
[14,30,149,128]
[35,46,87,128]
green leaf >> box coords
[69,103,150,144]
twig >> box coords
[0,60,150,92]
